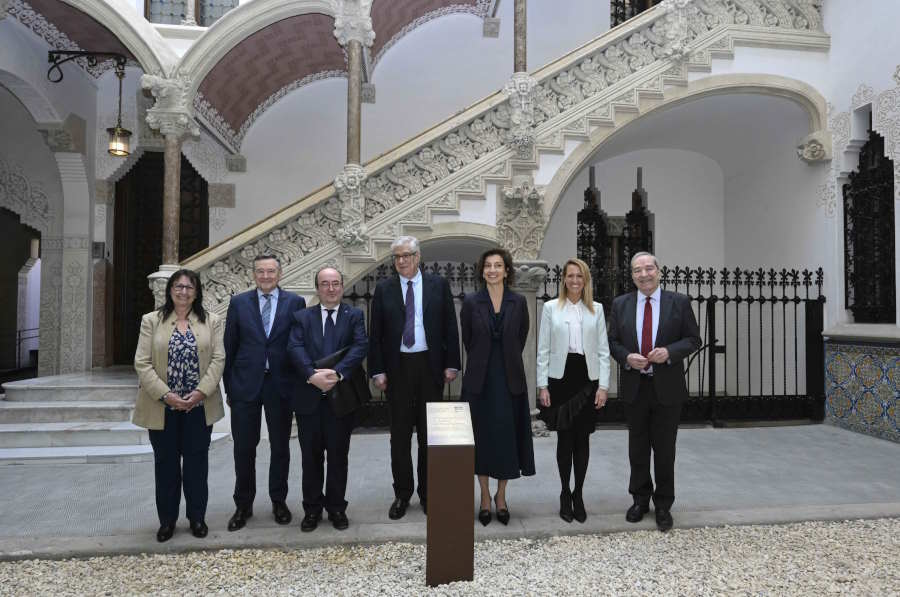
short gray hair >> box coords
[391,236,420,253]
[630,251,660,270]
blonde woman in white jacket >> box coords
[536,258,610,523]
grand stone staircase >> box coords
[182,0,828,309]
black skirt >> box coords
[538,353,598,435]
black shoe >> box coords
[572,492,587,523]
[156,523,175,543]
[559,490,574,523]
[388,498,409,520]
[190,519,208,538]
[273,501,292,525]
[227,507,253,532]
[494,496,510,525]
[328,511,349,531]
[626,501,650,523]
[655,508,673,532]
[478,508,492,526]
[300,512,322,532]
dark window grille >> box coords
[342,262,825,427]
[610,0,662,27]
[145,0,238,27]
[843,124,896,323]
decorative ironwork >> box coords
[46,50,126,83]
[610,0,662,27]
[577,166,612,306]
[620,166,654,277]
[843,125,895,323]
[343,262,826,427]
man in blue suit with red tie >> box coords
[223,255,305,531]
[288,267,367,531]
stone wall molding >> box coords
[38,114,87,155]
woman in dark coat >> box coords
[460,247,535,526]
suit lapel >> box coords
[267,288,289,340]
[625,292,639,351]
[658,290,674,345]
[248,291,267,339]
[474,289,492,332]
[421,272,434,315]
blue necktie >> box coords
[261,294,272,337]
[324,309,336,355]
[402,280,415,348]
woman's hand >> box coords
[163,392,188,411]
[594,388,608,409]
[182,389,207,411]
[539,387,550,407]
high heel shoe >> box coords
[494,496,510,525]
[572,491,587,523]
[559,490,574,523]
[478,508,492,526]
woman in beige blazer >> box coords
[133,268,225,543]
[536,258,610,524]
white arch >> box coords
[542,74,830,227]
[0,70,59,124]
[60,0,177,75]
[178,0,337,95]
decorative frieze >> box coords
[504,73,538,156]
[0,154,51,233]
[334,163,369,249]
[39,114,87,155]
[141,74,200,138]
[498,175,546,261]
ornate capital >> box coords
[334,163,369,249]
[332,0,375,47]
[148,265,179,309]
[498,175,546,261]
[38,114,86,154]
[504,72,538,155]
[797,130,831,163]
[510,260,549,293]
[141,74,200,138]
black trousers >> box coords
[148,406,212,525]
[388,351,442,502]
[230,374,294,509]
[625,375,682,510]
[297,397,354,515]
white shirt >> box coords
[398,270,428,353]
[635,286,661,373]
[320,304,339,334]
[564,299,585,355]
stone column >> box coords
[511,261,549,419]
[513,0,526,73]
[141,74,200,305]
[333,1,375,252]
[162,133,183,264]
[182,0,197,26]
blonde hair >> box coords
[557,258,595,314]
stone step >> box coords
[3,369,137,403]
[0,433,229,464]
[0,421,149,448]
[0,401,134,424]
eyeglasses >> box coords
[391,252,418,262]
[318,281,343,289]
[173,284,195,292]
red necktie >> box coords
[640,296,653,359]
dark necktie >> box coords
[324,308,336,355]
[402,280,415,348]
[640,296,653,366]
[261,294,272,337]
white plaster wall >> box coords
[541,149,725,270]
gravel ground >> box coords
[1,518,898,596]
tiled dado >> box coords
[825,340,900,443]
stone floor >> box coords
[1,423,899,560]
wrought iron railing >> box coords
[610,0,663,27]
[343,262,826,427]
[145,0,238,27]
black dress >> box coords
[538,353,598,436]
[469,306,536,479]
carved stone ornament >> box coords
[334,163,369,249]
[483,17,500,38]
[0,154,51,233]
[0,0,9,21]
[894,65,900,86]
[504,72,538,154]
[498,175,546,261]
[796,131,831,163]
[148,265,179,309]
[510,260,549,292]
[141,74,200,138]
[331,0,375,47]
[656,0,693,61]
[361,82,376,104]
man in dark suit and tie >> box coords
[607,252,701,532]
[287,267,367,531]
[369,235,461,519]
[223,254,305,531]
